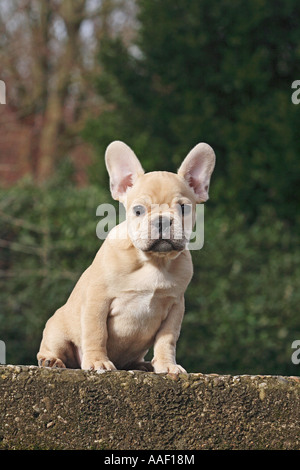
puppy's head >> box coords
[105,141,215,256]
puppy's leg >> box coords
[37,311,73,368]
[80,289,116,371]
[152,296,187,375]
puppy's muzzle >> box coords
[147,215,184,253]
[154,215,173,238]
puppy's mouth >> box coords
[145,239,184,253]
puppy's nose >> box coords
[154,216,173,236]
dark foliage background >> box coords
[1,0,300,374]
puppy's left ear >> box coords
[178,143,216,202]
[105,141,144,202]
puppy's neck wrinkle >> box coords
[137,248,181,270]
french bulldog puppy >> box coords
[37,141,215,374]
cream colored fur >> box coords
[37,141,215,374]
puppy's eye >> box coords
[133,205,146,217]
[180,204,192,216]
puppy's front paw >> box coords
[152,361,187,375]
[38,357,66,368]
[81,354,116,372]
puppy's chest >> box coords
[109,267,178,322]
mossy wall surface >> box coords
[0,365,299,450]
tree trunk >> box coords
[36,92,63,182]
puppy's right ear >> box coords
[105,141,144,202]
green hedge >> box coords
[178,207,300,375]
[0,175,108,366]
[0,179,299,375]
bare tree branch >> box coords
[0,0,138,181]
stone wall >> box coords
[0,365,299,450]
